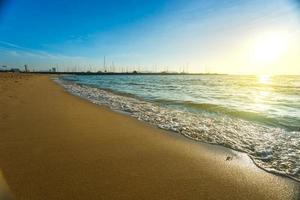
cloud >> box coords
[0,41,86,60]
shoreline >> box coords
[0,73,298,199]
[56,76,300,183]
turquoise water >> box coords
[62,75,300,131]
[58,75,300,180]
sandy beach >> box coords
[0,73,298,200]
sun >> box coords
[249,31,290,65]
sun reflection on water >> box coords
[254,75,273,111]
[258,75,271,84]
[254,91,271,111]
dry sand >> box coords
[0,73,298,200]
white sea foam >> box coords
[55,78,300,181]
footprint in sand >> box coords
[226,156,233,161]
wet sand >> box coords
[0,73,298,200]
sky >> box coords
[0,0,300,74]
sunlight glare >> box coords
[258,75,271,84]
[250,31,290,64]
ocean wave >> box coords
[150,100,300,131]
[182,102,300,131]
[55,78,300,182]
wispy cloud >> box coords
[0,41,86,60]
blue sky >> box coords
[0,0,300,74]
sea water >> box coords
[56,74,300,181]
